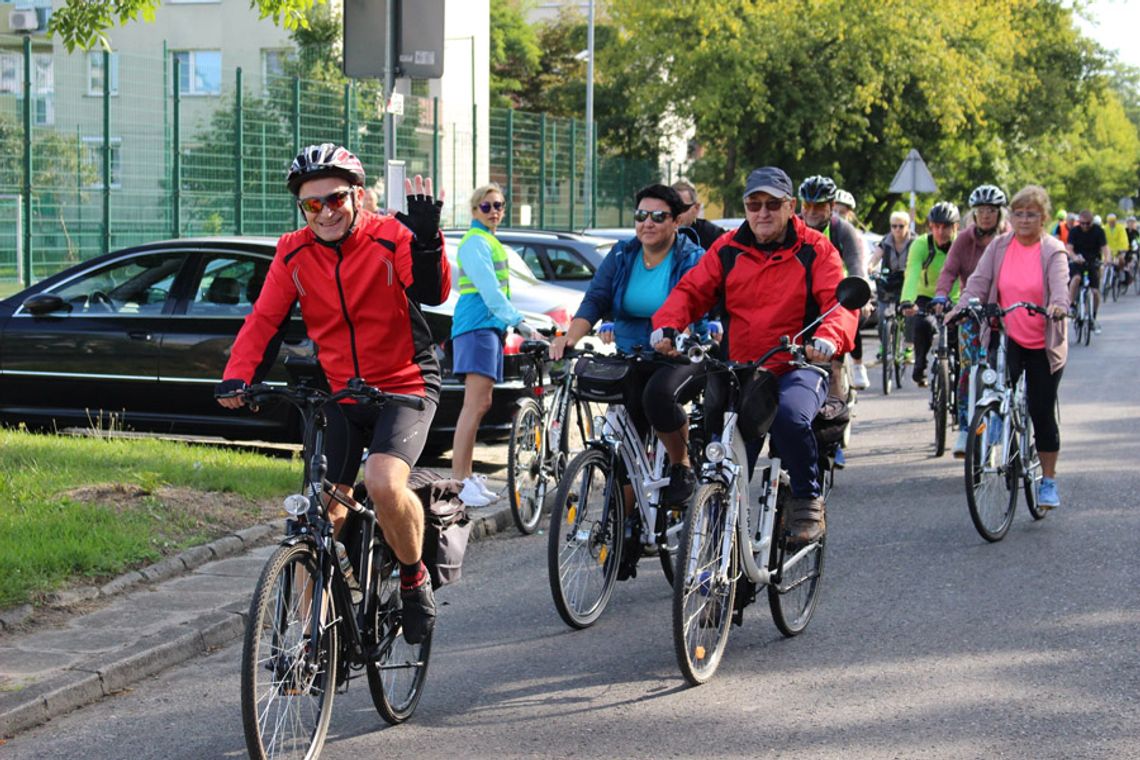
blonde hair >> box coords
[470,182,505,210]
[1009,185,1051,219]
[889,210,910,227]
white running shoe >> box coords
[473,473,499,501]
[458,477,492,507]
[952,429,968,458]
[851,363,870,390]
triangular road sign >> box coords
[888,149,938,194]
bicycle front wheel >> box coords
[242,542,337,760]
[547,448,622,628]
[964,401,1018,542]
[767,508,826,636]
[673,483,737,686]
[932,359,950,457]
[508,398,546,534]
[1083,290,1093,345]
[1019,399,1047,521]
[365,543,432,724]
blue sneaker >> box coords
[1038,478,1060,509]
[833,446,846,470]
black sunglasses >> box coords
[634,209,672,223]
[297,189,352,215]
[478,201,505,213]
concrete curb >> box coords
[0,498,516,737]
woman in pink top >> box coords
[947,185,1070,508]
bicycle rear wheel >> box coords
[1019,395,1047,521]
[879,319,893,396]
[547,448,622,628]
[673,483,737,685]
[932,358,950,457]
[964,401,1018,542]
[366,543,432,724]
[242,542,337,760]
[767,506,825,636]
[508,398,546,534]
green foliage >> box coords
[490,0,542,108]
[48,0,324,52]
[601,0,1140,224]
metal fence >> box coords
[0,35,660,286]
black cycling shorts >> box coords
[321,397,437,485]
[1069,261,1100,284]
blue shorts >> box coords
[452,328,504,382]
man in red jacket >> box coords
[215,143,450,644]
[651,166,856,542]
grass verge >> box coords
[0,427,299,609]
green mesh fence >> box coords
[2,36,660,286]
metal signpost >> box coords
[888,149,938,232]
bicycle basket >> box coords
[572,354,631,403]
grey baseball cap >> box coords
[742,166,794,200]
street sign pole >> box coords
[889,149,937,234]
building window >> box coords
[172,50,221,96]
[260,48,289,94]
[0,52,18,95]
[82,137,123,189]
[87,52,119,96]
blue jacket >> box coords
[451,221,525,338]
[575,233,706,351]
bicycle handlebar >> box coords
[217,377,426,412]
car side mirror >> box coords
[836,276,871,310]
[23,293,71,316]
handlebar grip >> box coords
[383,392,426,411]
[519,339,551,355]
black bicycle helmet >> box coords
[968,184,1007,208]
[798,175,838,203]
[286,143,366,196]
[927,201,961,225]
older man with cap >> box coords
[651,166,857,544]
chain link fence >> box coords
[0,35,662,287]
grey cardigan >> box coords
[955,231,1070,374]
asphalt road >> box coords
[5,300,1139,760]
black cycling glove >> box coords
[214,378,247,399]
[396,192,443,247]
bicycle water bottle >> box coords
[334,541,363,604]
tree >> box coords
[48,0,323,52]
[490,0,541,108]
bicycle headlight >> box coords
[283,493,309,517]
[593,415,606,434]
[704,441,727,464]
[981,368,999,387]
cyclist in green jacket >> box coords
[901,202,960,386]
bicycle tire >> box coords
[1083,289,1093,346]
[933,358,950,457]
[242,542,337,760]
[672,482,737,685]
[894,320,905,389]
[1018,391,1047,521]
[365,543,432,724]
[508,398,546,534]
[879,319,893,396]
[964,401,1018,542]
[547,448,622,629]
[767,505,826,637]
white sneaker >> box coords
[1093,322,1102,335]
[952,429,968,458]
[458,477,492,507]
[473,473,499,501]
[851,363,870,390]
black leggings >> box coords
[1006,339,1063,453]
[639,361,706,435]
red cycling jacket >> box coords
[653,215,857,374]
[223,211,451,400]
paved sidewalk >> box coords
[0,475,515,737]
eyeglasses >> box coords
[890,223,907,229]
[1011,211,1041,221]
[634,209,672,223]
[478,200,505,213]
[744,198,788,213]
[297,189,352,215]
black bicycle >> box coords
[929,308,960,457]
[226,377,431,760]
[874,272,905,395]
[507,340,595,534]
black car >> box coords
[0,237,547,449]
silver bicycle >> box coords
[546,349,695,629]
[673,277,871,685]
